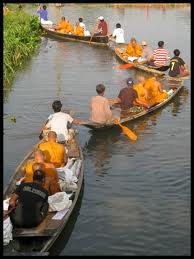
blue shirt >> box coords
[37,9,48,21]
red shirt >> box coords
[98,21,108,36]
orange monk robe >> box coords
[133,82,149,106]
[55,20,68,33]
[24,160,61,195]
[38,141,67,168]
[66,22,74,33]
[144,77,168,106]
[126,43,143,57]
[74,24,84,36]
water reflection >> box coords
[84,128,121,176]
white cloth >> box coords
[84,30,91,36]
[112,28,125,43]
[41,18,53,25]
[128,56,139,62]
[3,217,13,246]
[48,192,72,212]
[47,112,74,142]
[3,198,10,211]
[79,22,86,30]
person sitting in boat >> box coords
[149,41,170,67]
[38,131,67,168]
[110,23,125,44]
[42,100,83,143]
[65,20,74,34]
[109,78,149,114]
[168,49,190,78]
[90,84,113,124]
[132,76,149,108]
[37,5,53,25]
[8,170,49,228]
[141,41,154,62]
[144,76,169,107]
[93,16,108,36]
[123,38,143,62]
[74,21,84,36]
[55,16,68,33]
[24,150,61,195]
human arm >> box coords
[108,97,121,105]
[134,98,149,109]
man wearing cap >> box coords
[141,41,154,61]
[94,16,108,36]
[110,78,149,113]
[8,170,49,228]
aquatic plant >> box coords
[3,11,42,89]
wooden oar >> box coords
[114,119,137,141]
[117,63,135,70]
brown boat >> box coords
[3,133,84,256]
[41,25,109,46]
[115,46,167,76]
[81,80,184,130]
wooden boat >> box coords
[81,81,184,130]
[41,25,109,46]
[115,46,166,76]
[3,133,84,256]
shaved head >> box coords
[34,149,45,162]
[32,162,45,172]
[48,131,57,140]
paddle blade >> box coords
[117,63,134,70]
[121,125,138,140]
[114,119,137,141]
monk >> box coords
[66,21,74,34]
[38,131,67,168]
[144,77,168,107]
[55,17,68,33]
[23,150,61,195]
[74,23,84,36]
[125,38,142,58]
[133,76,149,108]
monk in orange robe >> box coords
[24,150,61,195]
[144,77,168,107]
[38,131,67,168]
[55,17,68,33]
[133,76,149,107]
[66,21,74,34]
[74,23,84,36]
[125,37,143,57]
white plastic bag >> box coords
[48,192,72,212]
[3,217,13,246]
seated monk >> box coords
[23,150,61,195]
[124,37,142,58]
[144,77,168,107]
[133,76,149,108]
[74,23,84,36]
[66,21,74,34]
[38,131,67,168]
[55,16,68,33]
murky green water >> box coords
[4,4,190,256]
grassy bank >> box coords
[3,10,41,89]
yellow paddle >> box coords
[114,119,137,141]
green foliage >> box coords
[3,11,42,88]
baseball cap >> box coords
[98,16,104,20]
[126,78,134,87]
[141,40,147,46]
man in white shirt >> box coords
[111,23,125,44]
[42,100,83,143]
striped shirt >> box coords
[153,47,169,66]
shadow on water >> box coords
[49,181,85,256]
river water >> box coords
[4,4,190,256]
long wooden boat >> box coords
[81,81,184,130]
[41,25,109,46]
[115,46,166,76]
[3,132,84,256]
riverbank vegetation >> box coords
[3,9,41,90]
